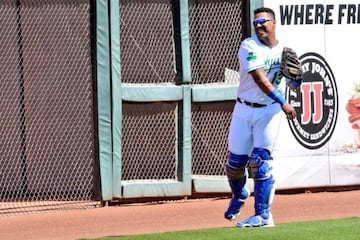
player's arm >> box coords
[249,68,274,95]
[250,68,296,120]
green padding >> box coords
[250,0,264,36]
[181,85,192,193]
[96,0,113,201]
[192,175,254,193]
[191,84,238,102]
[122,180,190,198]
[110,0,122,198]
[122,83,183,102]
[180,0,192,82]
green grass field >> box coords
[86,217,360,240]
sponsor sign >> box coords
[287,52,338,149]
[264,0,360,188]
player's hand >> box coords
[281,102,296,120]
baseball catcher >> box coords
[280,47,303,88]
[224,7,301,229]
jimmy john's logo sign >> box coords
[286,53,338,149]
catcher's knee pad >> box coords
[248,148,273,180]
[225,152,248,180]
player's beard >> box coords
[255,27,276,47]
[255,27,269,43]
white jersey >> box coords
[237,36,286,105]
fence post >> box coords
[96,0,113,201]
[110,0,122,199]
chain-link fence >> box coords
[191,102,234,176]
[189,0,245,84]
[119,0,179,182]
[189,0,245,176]
[1,0,247,215]
[119,0,246,182]
[120,0,175,84]
[122,102,178,180]
[0,0,100,216]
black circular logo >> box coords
[286,52,338,149]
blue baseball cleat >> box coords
[224,188,249,221]
[224,198,243,220]
[236,213,275,228]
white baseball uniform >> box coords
[228,36,287,155]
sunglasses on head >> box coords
[252,18,273,27]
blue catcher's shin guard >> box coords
[254,175,275,219]
[224,152,250,221]
[249,148,275,219]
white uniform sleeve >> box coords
[238,39,265,73]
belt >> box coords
[237,98,272,108]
